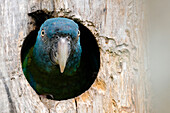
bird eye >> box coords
[78,30,80,37]
[75,30,80,42]
[41,29,45,37]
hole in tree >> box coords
[21,10,100,100]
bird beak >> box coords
[57,38,70,73]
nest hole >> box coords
[21,10,100,100]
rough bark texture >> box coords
[0,0,150,113]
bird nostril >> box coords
[66,36,71,41]
[68,36,70,39]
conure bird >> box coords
[22,17,82,99]
[22,17,100,100]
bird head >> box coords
[34,18,80,73]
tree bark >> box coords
[0,0,150,113]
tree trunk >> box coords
[0,0,150,113]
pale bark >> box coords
[0,0,150,113]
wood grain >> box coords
[0,0,150,112]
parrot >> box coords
[22,17,100,100]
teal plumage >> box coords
[22,18,87,100]
[22,17,100,100]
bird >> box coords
[22,17,90,100]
